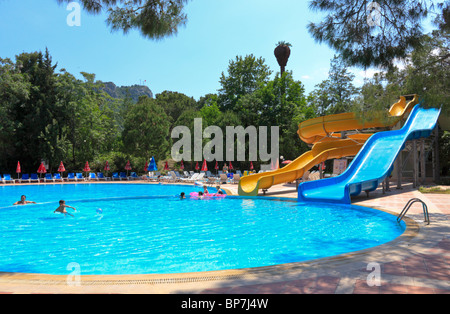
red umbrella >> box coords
[201,159,208,172]
[84,161,91,178]
[125,160,132,176]
[180,160,185,170]
[250,161,254,170]
[58,161,66,178]
[16,161,21,179]
[144,160,148,173]
[195,161,200,171]
[164,161,169,171]
[37,162,46,179]
[58,161,66,173]
[104,161,110,172]
[229,161,234,171]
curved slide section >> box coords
[238,137,366,196]
[298,95,418,144]
[298,104,441,204]
[238,95,419,197]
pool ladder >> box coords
[397,198,430,225]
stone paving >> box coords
[0,180,448,294]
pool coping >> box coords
[0,202,422,291]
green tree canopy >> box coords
[308,0,449,69]
[57,0,189,40]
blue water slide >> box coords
[298,104,441,204]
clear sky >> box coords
[0,0,375,100]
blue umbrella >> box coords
[148,157,157,172]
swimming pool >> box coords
[0,183,405,275]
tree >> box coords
[122,96,171,160]
[57,0,189,40]
[308,0,449,69]
[308,55,359,115]
[218,54,272,112]
[274,41,292,75]
[155,91,197,130]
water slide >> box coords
[298,104,441,204]
[238,95,419,197]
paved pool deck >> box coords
[0,180,448,294]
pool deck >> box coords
[0,180,448,294]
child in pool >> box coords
[198,191,204,199]
[215,186,224,195]
[180,192,186,199]
[54,200,76,217]
[203,185,209,195]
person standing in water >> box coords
[54,200,76,217]
[13,195,36,206]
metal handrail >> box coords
[397,198,430,225]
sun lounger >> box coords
[76,173,84,181]
[206,176,219,186]
[128,172,139,180]
[44,173,55,183]
[30,173,39,183]
[53,173,64,182]
[88,173,98,181]
[219,174,228,184]
[119,172,128,180]
[97,173,109,181]
[184,173,199,182]
[2,174,15,184]
[20,174,31,183]
[232,174,241,184]
[112,173,120,181]
[67,173,76,181]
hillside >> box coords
[102,82,153,102]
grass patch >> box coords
[419,186,450,194]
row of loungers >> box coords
[144,171,242,185]
[0,172,142,184]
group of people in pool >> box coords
[13,195,77,217]
[180,185,225,199]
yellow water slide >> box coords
[238,95,419,196]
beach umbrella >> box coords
[37,162,46,179]
[250,161,254,170]
[195,161,200,171]
[144,160,148,173]
[201,159,208,172]
[84,161,91,177]
[58,161,66,178]
[229,161,234,171]
[148,157,157,172]
[180,160,185,170]
[16,161,21,179]
[125,160,132,176]
[104,161,110,171]
[215,161,219,174]
[164,161,169,171]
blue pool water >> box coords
[0,184,405,275]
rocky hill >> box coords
[102,82,153,102]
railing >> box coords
[397,198,430,225]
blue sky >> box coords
[0,0,376,100]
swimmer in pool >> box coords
[215,186,224,195]
[180,192,186,199]
[198,191,204,199]
[54,200,76,217]
[203,185,209,195]
[13,195,37,206]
